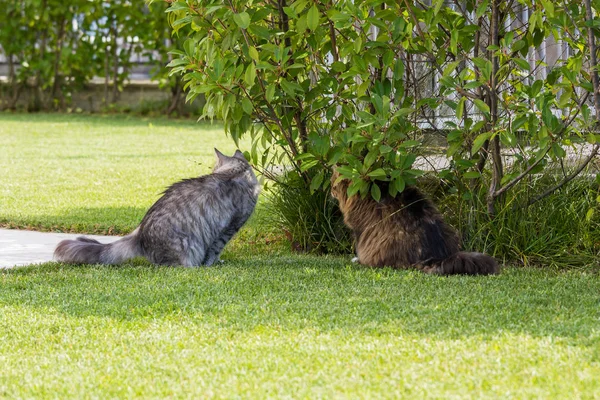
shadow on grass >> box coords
[1,202,276,237]
[2,258,599,342]
[0,206,146,235]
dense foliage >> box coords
[0,0,182,111]
[165,0,599,218]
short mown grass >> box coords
[1,113,229,233]
[1,113,600,398]
[0,112,278,254]
[2,262,600,398]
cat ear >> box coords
[233,149,246,161]
[214,148,227,161]
[330,168,340,183]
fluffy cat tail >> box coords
[54,231,142,265]
[425,252,499,275]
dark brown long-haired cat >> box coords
[330,171,498,275]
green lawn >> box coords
[2,263,600,398]
[1,113,600,398]
[0,113,253,234]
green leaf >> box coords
[558,88,573,108]
[248,46,259,61]
[309,132,330,157]
[172,15,193,28]
[364,150,378,169]
[248,25,271,40]
[450,29,459,55]
[393,176,406,194]
[394,59,405,81]
[295,153,316,161]
[307,5,319,31]
[512,115,527,132]
[439,75,455,89]
[473,99,490,116]
[379,145,393,154]
[394,108,414,118]
[265,84,276,102]
[476,0,489,18]
[500,130,517,147]
[472,131,492,154]
[244,63,256,87]
[309,171,325,193]
[464,81,482,90]
[368,168,387,179]
[371,94,383,115]
[530,80,543,98]
[283,6,297,18]
[167,2,191,12]
[242,97,253,114]
[280,79,302,96]
[541,107,554,129]
[233,12,250,29]
[514,58,530,71]
[551,143,566,159]
[166,58,188,68]
[540,0,554,17]
[347,179,363,197]
[299,159,319,172]
[331,61,346,72]
[371,183,381,202]
[399,140,420,148]
[353,36,363,54]
[183,39,196,57]
[443,61,460,77]
[456,96,466,121]
[463,171,481,179]
[399,153,417,170]
[472,57,492,81]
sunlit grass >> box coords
[1,262,600,398]
[0,113,240,233]
[1,113,599,398]
[0,112,282,254]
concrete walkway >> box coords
[0,229,120,269]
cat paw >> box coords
[351,257,359,263]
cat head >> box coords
[213,148,252,176]
[330,169,350,206]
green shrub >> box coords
[264,172,351,254]
[263,171,599,266]
[166,0,600,221]
[432,175,600,268]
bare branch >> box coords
[528,143,599,206]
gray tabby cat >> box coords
[54,149,260,266]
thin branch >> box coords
[528,143,599,206]
[495,92,590,198]
[493,148,550,198]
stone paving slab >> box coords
[0,229,120,269]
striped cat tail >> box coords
[425,252,499,276]
[54,230,142,265]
